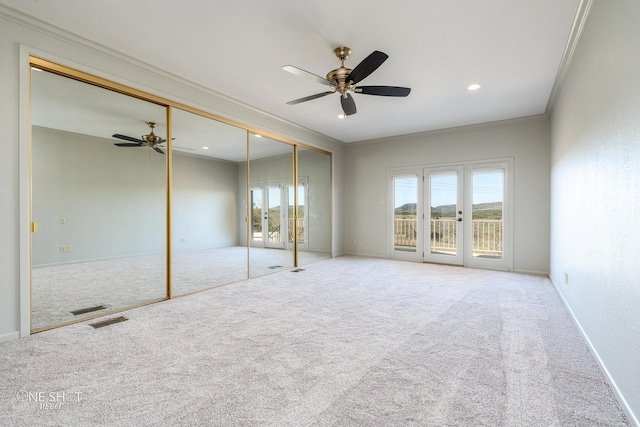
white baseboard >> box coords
[0,331,20,344]
[549,277,639,427]
[513,269,549,276]
[342,251,387,259]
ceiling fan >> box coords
[283,46,411,116]
[112,122,166,154]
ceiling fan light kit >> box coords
[283,46,411,117]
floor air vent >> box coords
[89,316,128,329]
[70,305,106,316]
[291,268,305,273]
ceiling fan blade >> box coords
[114,142,143,147]
[112,133,144,143]
[347,51,388,85]
[282,65,334,87]
[356,86,411,97]
[153,146,165,154]
[286,91,334,105]
[340,93,357,116]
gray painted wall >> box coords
[32,127,167,265]
[173,153,240,252]
[550,0,640,422]
[343,116,551,274]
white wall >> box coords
[344,116,551,274]
[549,0,640,422]
[0,8,344,341]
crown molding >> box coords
[0,5,342,147]
[545,0,594,114]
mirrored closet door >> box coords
[247,134,294,277]
[171,108,249,296]
[29,58,333,332]
[297,147,332,266]
[30,67,168,331]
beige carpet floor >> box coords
[2,256,629,426]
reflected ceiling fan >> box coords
[112,121,166,154]
[283,46,411,116]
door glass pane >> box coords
[471,170,504,259]
[393,176,417,252]
[267,185,282,245]
[251,187,263,242]
[287,184,305,245]
[430,173,458,256]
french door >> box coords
[264,183,286,249]
[391,160,512,270]
[425,166,464,265]
[251,180,308,250]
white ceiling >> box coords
[3,0,580,143]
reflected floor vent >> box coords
[89,316,128,329]
[268,265,283,269]
[291,268,305,273]
[70,304,106,316]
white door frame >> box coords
[463,160,513,271]
[388,158,513,271]
[388,169,423,262]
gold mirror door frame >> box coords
[30,62,171,331]
[28,57,332,332]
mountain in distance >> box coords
[395,202,503,219]
[394,203,417,215]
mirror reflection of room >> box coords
[170,108,249,296]
[30,68,168,331]
[246,135,295,276]
[29,61,333,332]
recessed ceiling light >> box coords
[338,114,346,119]
[202,146,209,150]
[467,83,482,91]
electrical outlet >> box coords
[364,239,369,246]
[352,238,356,245]
[564,272,569,284]
[180,238,187,243]
[60,217,66,224]
[59,245,72,253]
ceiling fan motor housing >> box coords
[326,67,353,95]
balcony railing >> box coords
[394,218,503,256]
